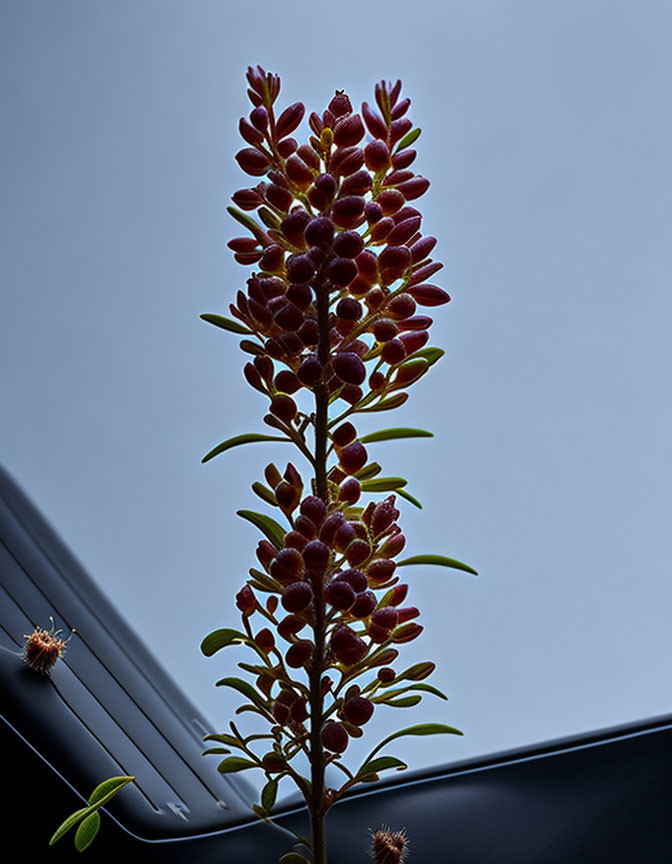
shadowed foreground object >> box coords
[1,463,670,862]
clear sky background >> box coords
[2,0,671,785]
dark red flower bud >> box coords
[408,283,451,306]
[277,614,306,640]
[368,623,390,643]
[272,701,290,724]
[286,639,314,668]
[276,101,306,138]
[277,137,299,158]
[399,331,429,355]
[381,339,407,365]
[287,698,307,723]
[369,371,385,390]
[367,558,397,585]
[376,189,405,216]
[373,318,399,342]
[270,547,304,583]
[295,355,321,386]
[334,521,357,552]
[332,422,357,447]
[379,245,412,283]
[328,90,352,117]
[319,511,346,546]
[302,539,331,573]
[378,532,406,558]
[371,607,398,631]
[333,352,366,385]
[410,261,444,286]
[292,515,315,540]
[340,170,373,197]
[296,144,320,169]
[260,244,285,272]
[228,237,260,254]
[345,538,371,566]
[378,667,396,683]
[244,362,265,393]
[274,480,299,514]
[328,145,363,178]
[340,384,362,405]
[364,140,391,172]
[314,171,338,199]
[286,153,315,189]
[354,252,378,287]
[372,498,400,536]
[384,169,415,187]
[365,202,384,225]
[321,720,349,753]
[370,217,395,244]
[325,578,356,610]
[362,101,387,139]
[282,581,313,613]
[256,627,275,653]
[330,625,367,665]
[343,696,374,726]
[339,441,368,475]
[281,209,311,246]
[265,183,294,212]
[261,752,287,773]
[386,216,422,246]
[350,590,377,618]
[285,254,315,285]
[236,585,257,616]
[389,118,412,146]
[391,97,411,119]
[396,176,430,200]
[339,477,361,504]
[331,196,365,229]
[235,147,270,177]
[332,232,363,261]
[392,148,417,170]
[336,568,368,592]
[300,495,327,526]
[398,314,432,332]
[239,117,264,146]
[391,622,423,644]
[329,257,358,287]
[334,114,365,147]
[250,106,269,132]
[298,318,319,346]
[397,606,420,624]
[272,372,299,397]
[386,294,415,320]
[256,539,278,572]
[336,297,363,322]
[270,393,297,423]
[232,187,265,210]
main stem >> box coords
[308,272,331,864]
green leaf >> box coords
[358,392,409,412]
[376,683,448,701]
[359,427,433,444]
[87,775,134,808]
[395,661,436,682]
[261,778,278,812]
[395,127,421,152]
[74,811,101,852]
[251,804,270,820]
[201,747,232,756]
[360,476,408,492]
[237,510,286,549]
[358,756,408,777]
[240,339,267,356]
[411,347,445,367]
[397,488,423,509]
[215,676,271,715]
[200,313,252,335]
[227,206,269,244]
[354,462,381,481]
[49,808,92,846]
[202,434,289,464]
[365,723,463,767]
[397,554,478,576]
[278,854,312,864]
[379,694,422,708]
[203,732,246,749]
[200,628,247,657]
[217,756,259,773]
[252,482,277,507]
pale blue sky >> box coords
[2,0,671,782]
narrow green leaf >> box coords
[359,427,434,444]
[202,434,289,464]
[252,482,277,507]
[278,854,312,864]
[240,339,267,356]
[360,476,408,492]
[395,127,421,151]
[378,694,422,708]
[227,206,269,244]
[407,682,449,700]
[200,313,252,335]
[203,732,246,749]
[358,392,409,412]
[251,804,270,820]
[358,756,407,777]
[397,488,423,509]
[200,628,247,657]
[216,676,271,715]
[395,661,436,682]
[261,778,278,812]
[354,462,382,481]
[74,811,101,852]
[49,808,91,846]
[217,756,259,773]
[87,775,134,808]
[201,747,232,756]
[397,554,478,576]
[237,510,286,549]
[411,347,445,367]
[365,723,463,767]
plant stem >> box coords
[308,273,331,864]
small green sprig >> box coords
[49,776,135,852]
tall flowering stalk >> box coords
[200,66,476,864]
